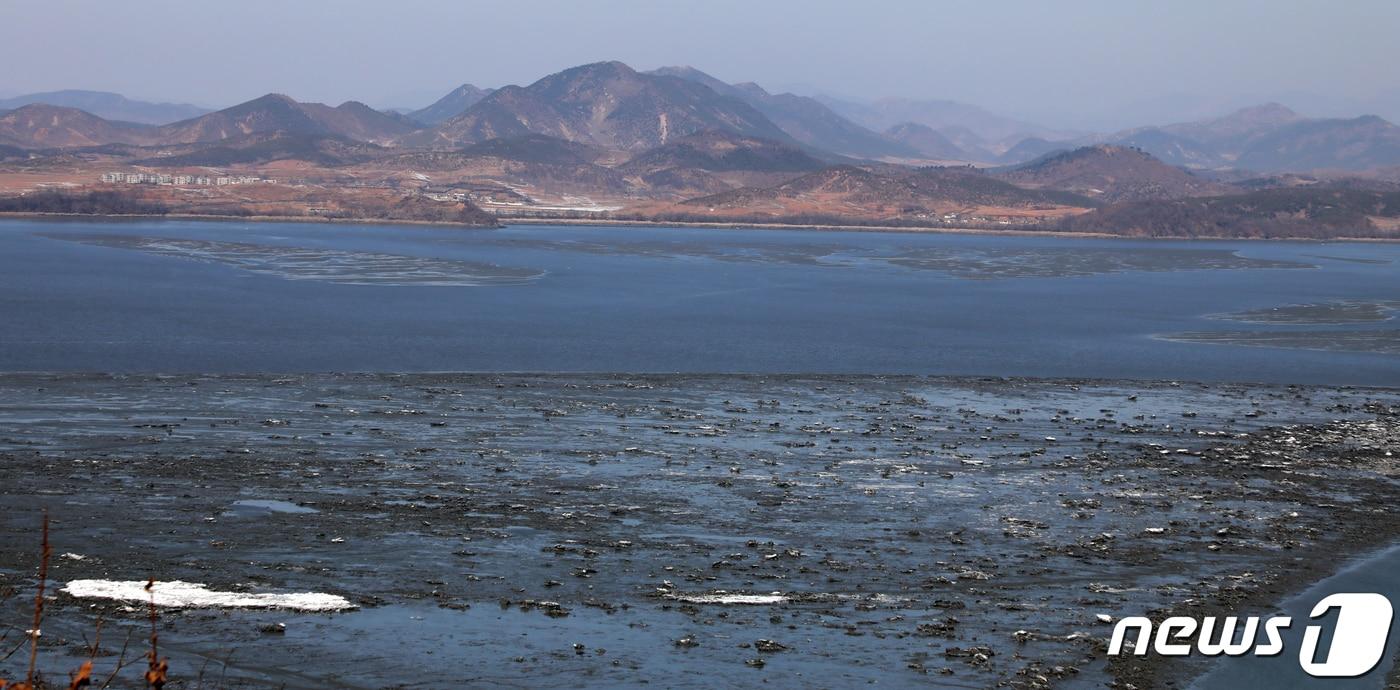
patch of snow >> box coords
[63,580,356,612]
[229,499,318,514]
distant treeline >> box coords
[0,189,500,227]
[0,190,169,216]
[503,187,1400,239]
[7,186,1397,239]
[1059,188,1400,239]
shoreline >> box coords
[1,210,1398,243]
[489,215,1400,242]
[498,214,1124,238]
[0,210,503,229]
[1182,538,1400,689]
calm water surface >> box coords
[1,219,1397,384]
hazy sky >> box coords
[4,0,1398,130]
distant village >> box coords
[100,172,278,186]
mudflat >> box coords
[1,373,1397,688]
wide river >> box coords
[1,219,1397,383]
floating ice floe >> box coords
[665,590,904,606]
[63,580,356,612]
[669,592,789,605]
[227,499,319,515]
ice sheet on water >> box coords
[43,233,543,286]
[63,579,356,611]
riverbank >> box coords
[1186,540,1400,689]
[454,215,1400,242]
[1,373,1396,688]
[499,214,1124,238]
[4,210,1400,242]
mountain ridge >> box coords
[409,84,493,125]
[0,103,155,147]
[650,66,919,159]
[403,61,796,151]
[158,94,416,145]
[0,90,210,125]
[996,144,1236,203]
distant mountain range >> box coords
[1234,115,1400,172]
[0,90,209,125]
[815,95,1072,150]
[6,58,1400,239]
[401,62,795,151]
[4,59,1400,240]
[881,122,965,160]
[0,93,416,150]
[7,63,1400,176]
[1094,104,1400,172]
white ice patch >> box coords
[670,592,789,605]
[666,590,901,606]
[63,580,356,612]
